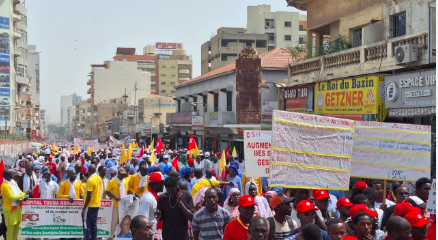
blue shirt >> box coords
[181,178,192,193]
[84,161,91,169]
[329,190,345,200]
[158,162,173,175]
[285,229,330,240]
[224,176,242,200]
[189,178,198,194]
[105,158,116,179]
[129,164,137,174]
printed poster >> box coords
[116,196,139,240]
[0,16,10,127]
[73,138,99,151]
[21,199,113,238]
[269,110,354,190]
[244,130,271,177]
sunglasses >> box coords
[398,192,410,196]
[303,211,316,217]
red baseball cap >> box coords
[354,181,367,190]
[342,236,358,240]
[337,197,354,209]
[149,172,164,183]
[270,195,294,209]
[313,190,329,200]
[349,204,378,218]
[297,200,318,213]
[394,202,422,216]
[187,159,195,165]
[238,195,256,207]
[405,211,430,227]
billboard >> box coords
[156,42,183,49]
[0,16,10,127]
[284,85,314,113]
[192,116,203,130]
[261,101,278,123]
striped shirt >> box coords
[191,206,231,240]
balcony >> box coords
[16,76,28,85]
[16,22,26,32]
[20,94,32,103]
[12,14,21,22]
[20,106,32,116]
[178,77,190,81]
[178,69,190,74]
[205,112,236,126]
[87,98,94,103]
[87,88,94,94]
[14,4,27,17]
[87,78,94,85]
[13,46,20,57]
[13,31,21,39]
[288,32,429,86]
[13,0,20,4]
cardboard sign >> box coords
[269,110,353,190]
[426,179,436,214]
[244,130,271,177]
[21,199,112,238]
[352,121,431,181]
[116,196,139,240]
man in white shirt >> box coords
[138,172,164,237]
[39,171,59,199]
[373,181,395,210]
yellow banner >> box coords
[314,75,387,121]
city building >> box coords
[39,109,48,139]
[27,45,41,139]
[169,47,293,151]
[201,28,268,74]
[246,5,308,48]
[72,100,90,139]
[113,44,193,96]
[60,93,81,127]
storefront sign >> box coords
[21,199,112,238]
[284,85,314,112]
[244,130,271,177]
[143,123,151,133]
[192,116,203,130]
[120,126,129,134]
[210,112,218,121]
[385,70,436,108]
[261,101,278,123]
[167,112,192,125]
[315,76,387,121]
[269,110,353,190]
[0,16,11,126]
[352,121,431,181]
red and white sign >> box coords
[244,130,271,177]
[156,42,183,49]
[192,116,203,131]
[261,101,278,123]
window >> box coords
[145,69,155,74]
[268,46,275,51]
[16,64,25,77]
[267,33,275,42]
[265,19,275,29]
[203,95,207,108]
[161,65,166,68]
[161,82,166,85]
[171,90,175,93]
[177,100,181,112]
[160,73,166,77]
[285,35,292,41]
[171,82,176,85]
[352,28,362,47]
[161,90,166,93]
[390,11,406,38]
[171,65,176,68]
[256,40,267,48]
[226,91,232,111]
[213,93,219,112]
[285,21,292,27]
[299,37,306,44]
[171,74,176,77]
[299,25,304,31]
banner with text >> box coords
[192,116,203,130]
[269,111,354,190]
[244,130,271,177]
[352,121,431,181]
[73,138,99,151]
[116,196,139,239]
[21,199,113,238]
[426,179,436,214]
[113,148,142,157]
[109,136,131,148]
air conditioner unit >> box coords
[394,44,418,65]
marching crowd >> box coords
[0,144,435,240]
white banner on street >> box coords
[143,123,151,133]
[352,121,431,181]
[74,138,99,151]
[426,179,436,214]
[269,110,354,190]
[21,199,113,238]
[244,130,271,177]
[261,101,278,123]
[113,148,142,157]
[192,116,203,130]
[116,196,139,240]
[109,136,131,148]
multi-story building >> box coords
[113,44,193,96]
[72,100,91,138]
[27,45,40,138]
[39,109,48,138]
[246,5,308,48]
[60,94,81,127]
[201,28,268,74]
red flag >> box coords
[0,158,4,192]
[32,185,40,198]
[137,147,144,158]
[171,156,179,171]
[156,138,164,153]
[225,147,230,160]
[188,134,196,151]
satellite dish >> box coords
[395,47,405,63]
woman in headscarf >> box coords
[193,187,208,212]
[264,190,277,216]
[179,167,195,194]
[178,154,188,169]
[246,179,272,218]
[223,188,241,221]
[224,165,242,201]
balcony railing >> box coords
[87,88,94,94]
[87,79,94,85]
[87,98,94,103]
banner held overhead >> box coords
[244,130,271,177]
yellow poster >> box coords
[314,75,387,121]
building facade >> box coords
[60,94,81,127]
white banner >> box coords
[109,136,131,148]
[261,101,278,123]
[116,196,139,240]
[244,130,271,177]
[269,110,354,190]
[352,121,431,181]
[192,116,203,130]
[74,138,99,151]
[143,123,151,133]
[426,179,436,214]
[113,148,142,157]
[21,199,113,238]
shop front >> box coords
[284,84,314,113]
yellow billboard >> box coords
[314,75,387,122]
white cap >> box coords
[26,155,32,159]
[205,152,210,157]
[38,156,44,161]
[142,154,147,158]
[163,154,169,159]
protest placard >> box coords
[73,138,99,151]
[426,179,436,214]
[116,196,139,240]
[352,121,431,181]
[109,136,131,148]
[244,130,271,177]
[21,199,112,238]
[269,110,354,190]
[113,148,142,157]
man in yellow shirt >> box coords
[56,168,83,202]
[128,165,148,197]
[1,169,28,240]
[106,168,128,239]
[191,178,234,197]
[82,165,103,240]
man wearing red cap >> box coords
[314,190,333,225]
[405,211,430,240]
[348,204,386,240]
[223,195,256,240]
[284,200,330,240]
[337,197,354,222]
[138,172,164,238]
[266,195,297,240]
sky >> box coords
[26,0,304,124]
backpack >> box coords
[206,178,225,204]
[267,216,295,240]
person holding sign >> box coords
[128,165,149,197]
[105,168,128,240]
[56,168,83,201]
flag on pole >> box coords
[187,134,200,158]
[171,156,179,171]
[67,145,72,152]
[137,147,144,158]
[127,142,133,160]
[150,139,155,151]
[156,138,164,153]
[0,158,4,193]
[73,145,79,154]
[87,147,91,155]
[225,147,230,159]
[150,150,156,164]
[135,142,139,149]
[91,146,95,153]
[219,150,227,180]
[120,144,127,165]
[232,147,237,157]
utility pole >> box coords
[133,82,138,124]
